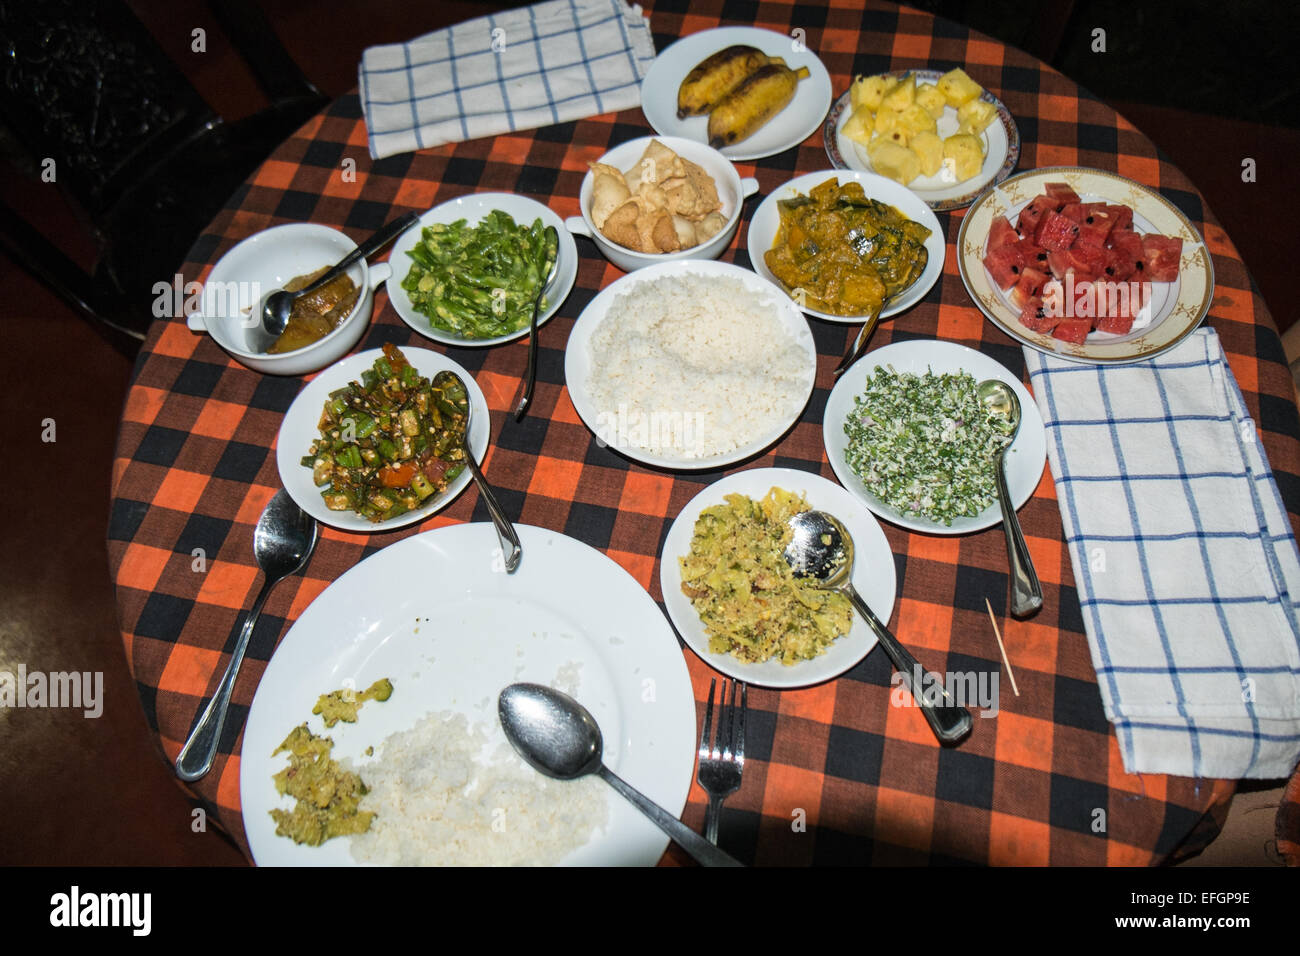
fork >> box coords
[697,677,747,845]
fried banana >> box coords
[676,45,779,119]
[706,64,810,149]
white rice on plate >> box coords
[586,274,810,459]
[347,709,609,867]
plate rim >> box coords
[821,69,1021,211]
[822,339,1047,535]
[239,521,697,866]
[956,165,1216,365]
[639,25,833,162]
[657,466,895,689]
[744,169,946,324]
[562,259,817,470]
[274,346,490,532]
[386,191,578,348]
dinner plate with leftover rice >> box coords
[564,260,817,469]
[241,523,696,866]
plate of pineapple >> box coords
[824,67,1020,211]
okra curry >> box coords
[301,343,468,522]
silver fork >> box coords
[697,677,747,845]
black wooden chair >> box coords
[0,0,329,355]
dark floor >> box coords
[2,0,1295,866]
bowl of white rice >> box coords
[564,260,817,469]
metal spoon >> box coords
[248,211,420,353]
[783,510,972,745]
[175,489,318,781]
[514,225,560,421]
[498,683,742,867]
[977,379,1043,618]
[831,257,927,377]
[433,370,522,573]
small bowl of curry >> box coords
[188,223,390,375]
[746,171,945,324]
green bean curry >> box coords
[764,177,930,317]
[302,343,468,522]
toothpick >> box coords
[985,597,1020,697]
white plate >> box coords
[564,259,816,470]
[957,166,1215,365]
[824,340,1047,535]
[659,468,895,689]
[275,347,489,532]
[240,523,696,866]
[746,170,945,323]
[386,192,578,347]
[823,70,1020,211]
[640,26,833,161]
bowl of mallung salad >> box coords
[823,340,1047,535]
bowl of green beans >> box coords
[386,193,577,347]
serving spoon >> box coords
[176,489,318,781]
[514,225,560,421]
[498,683,742,867]
[977,379,1043,618]
[783,509,972,745]
[248,211,419,353]
[433,370,522,573]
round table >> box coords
[108,0,1300,865]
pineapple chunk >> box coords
[915,83,947,120]
[937,67,983,108]
[850,73,892,112]
[841,105,874,146]
[898,104,937,137]
[943,132,985,182]
[881,73,917,112]
[910,131,944,177]
[868,138,921,185]
[873,108,906,146]
[956,98,996,136]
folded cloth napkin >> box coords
[1024,329,1300,780]
[359,0,656,159]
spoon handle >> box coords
[832,301,885,378]
[597,765,743,867]
[296,211,420,297]
[465,445,523,573]
[844,586,973,745]
[175,575,279,781]
[995,451,1043,618]
[515,227,558,421]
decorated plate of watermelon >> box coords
[957,167,1214,364]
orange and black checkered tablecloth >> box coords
[108,0,1300,865]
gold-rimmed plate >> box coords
[957,166,1214,364]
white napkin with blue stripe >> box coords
[359,0,656,159]
[1024,329,1300,780]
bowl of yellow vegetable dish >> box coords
[189,223,385,376]
[659,467,896,689]
[746,171,945,323]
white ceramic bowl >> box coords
[564,259,816,470]
[386,192,578,347]
[188,223,387,375]
[746,170,945,323]
[275,347,489,533]
[566,135,758,272]
[659,467,896,689]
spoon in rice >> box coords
[499,683,743,867]
[783,509,972,745]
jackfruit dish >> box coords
[679,487,853,666]
[588,139,727,254]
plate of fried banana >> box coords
[640,26,833,162]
